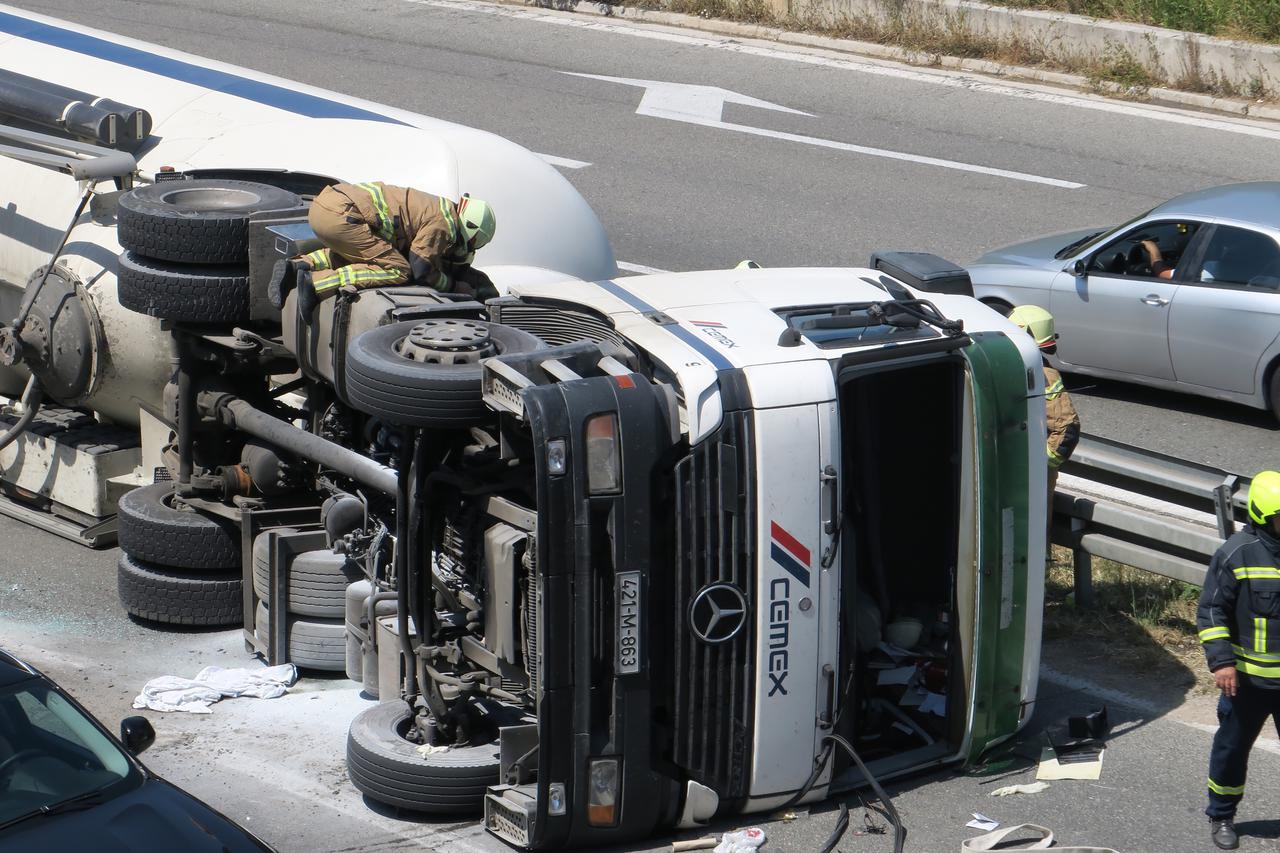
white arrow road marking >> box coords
[568,72,1083,189]
[407,0,1280,143]
[535,152,591,169]
[617,260,672,275]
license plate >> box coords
[616,571,641,675]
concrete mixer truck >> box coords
[0,6,1047,850]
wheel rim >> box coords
[157,187,262,211]
[396,319,496,366]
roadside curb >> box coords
[509,0,1280,122]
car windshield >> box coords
[1053,207,1156,259]
[0,680,137,827]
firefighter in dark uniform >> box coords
[1197,470,1280,849]
[268,182,496,315]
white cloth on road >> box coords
[714,827,766,852]
[962,823,1118,852]
[132,664,298,713]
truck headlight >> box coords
[585,414,620,494]
[587,757,620,826]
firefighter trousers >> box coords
[304,187,410,299]
[1206,679,1280,818]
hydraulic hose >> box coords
[0,375,43,455]
[206,395,399,496]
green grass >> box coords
[1043,546,1212,690]
[980,0,1280,44]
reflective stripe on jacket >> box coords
[1197,525,1280,687]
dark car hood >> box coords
[973,227,1107,268]
[0,777,270,852]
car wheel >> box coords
[980,298,1014,317]
[116,251,251,323]
[254,603,346,671]
[346,700,512,813]
[252,539,362,619]
[117,553,242,627]
[344,319,543,428]
[117,483,241,570]
[117,179,302,264]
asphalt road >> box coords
[1,1,1280,851]
[6,0,1280,474]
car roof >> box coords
[0,649,39,688]
[1152,182,1280,227]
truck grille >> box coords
[670,411,755,800]
[490,300,630,350]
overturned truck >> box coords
[0,8,1047,850]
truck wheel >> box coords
[117,553,242,627]
[344,319,543,427]
[254,603,346,671]
[117,484,241,570]
[253,547,362,619]
[346,700,503,813]
[116,251,251,323]
[117,179,302,264]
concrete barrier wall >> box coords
[782,0,1280,97]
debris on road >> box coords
[1037,746,1105,781]
[132,663,297,713]
[989,782,1050,797]
[714,827,767,852]
[966,813,1000,831]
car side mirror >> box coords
[1070,258,1087,276]
[120,716,155,755]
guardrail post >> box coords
[1214,478,1237,540]
[1071,517,1093,609]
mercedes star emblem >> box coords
[689,583,749,644]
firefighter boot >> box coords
[295,272,319,318]
[268,259,299,309]
[1211,818,1239,850]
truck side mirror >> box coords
[120,716,155,755]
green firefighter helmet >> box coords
[1008,304,1057,349]
[1249,470,1280,526]
[457,194,496,251]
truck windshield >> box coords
[0,681,137,828]
[785,304,942,349]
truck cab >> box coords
[465,264,1045,847]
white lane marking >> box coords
[535,152,591,169]
[617,260,672,275]
[1040,663,1280,755]
[570,72,1083,188]
[407,0,1280,143]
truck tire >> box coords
[117,484,241,570]
[344,320,543,427]
[254,603,346,671]
[253,547,362,619]
[346,701,503,813]
[117,553,242,627]
[116,250,251,323]
[117,179,302,264]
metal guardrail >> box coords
[1051,433,1253,604]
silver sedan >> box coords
[968,182,1280,420]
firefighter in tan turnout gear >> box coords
[1197,471,1280,850]
[269,182,496,314]
[1008,305,1080,494]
